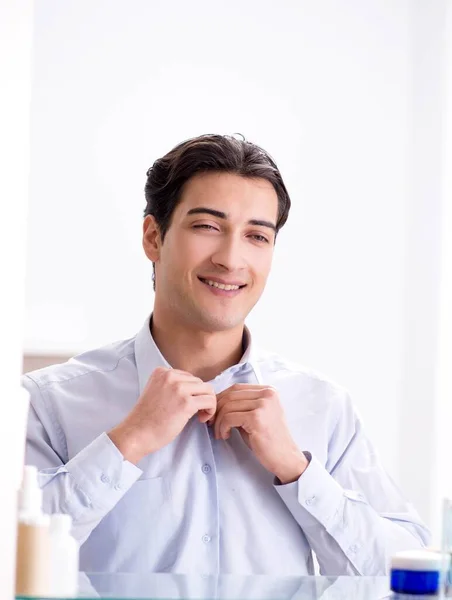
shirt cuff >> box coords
[65,432,142,512]
[274,453,346,531]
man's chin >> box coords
[194,310,245,332]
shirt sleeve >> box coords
[23,376,142,546]
[275,393,431,576]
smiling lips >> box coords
[198,276,247,294]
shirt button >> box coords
[100,474,110,484]
[114,483,123,491]
[202,464,211,474]
[305,495,316,506]
[202,534,211,544]
[349,544,359,554]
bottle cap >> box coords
[18,465,43,517]
[50,513,72,534]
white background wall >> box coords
[24,0,450,539]
[0,0,34,596]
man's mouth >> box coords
[198,277,247,292]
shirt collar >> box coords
[134,314,261,394]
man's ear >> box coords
[142,215,162,262]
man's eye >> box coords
[193,224,218,231]
[250,234,269,243]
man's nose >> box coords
[210,234,246,272]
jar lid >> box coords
[391,550,444,571]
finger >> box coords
[198,409,215,424]
[216,384,269,400]
[192,394,217,422]
[182,381,215,396]
[217,411,253,440]
[210,390,268,426]
[151,367,202,384]
[153,366,193,377]
[213,399,262,437]
[216,387,273,413]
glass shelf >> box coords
[16,573,391,600]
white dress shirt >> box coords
[22,315,429,575]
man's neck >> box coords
[150,311,245,382]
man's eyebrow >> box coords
[248,219,277,232]
[186,207,277,232]
[187,207,227,219]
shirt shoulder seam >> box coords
[26,351,135,389]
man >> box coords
[23,134,429,576]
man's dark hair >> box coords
[144,134,291,288]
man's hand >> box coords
[109,367,216,464]
[212,384,309,484]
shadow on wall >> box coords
[22,355,71,374]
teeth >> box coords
[204,279,240,291]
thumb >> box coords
[198,407,216,423]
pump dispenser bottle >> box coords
[49,513,79,597]
[15,465,51,597]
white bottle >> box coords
[49,513,79,598]
[15,465,51,597]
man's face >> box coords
[145,172,278,331]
